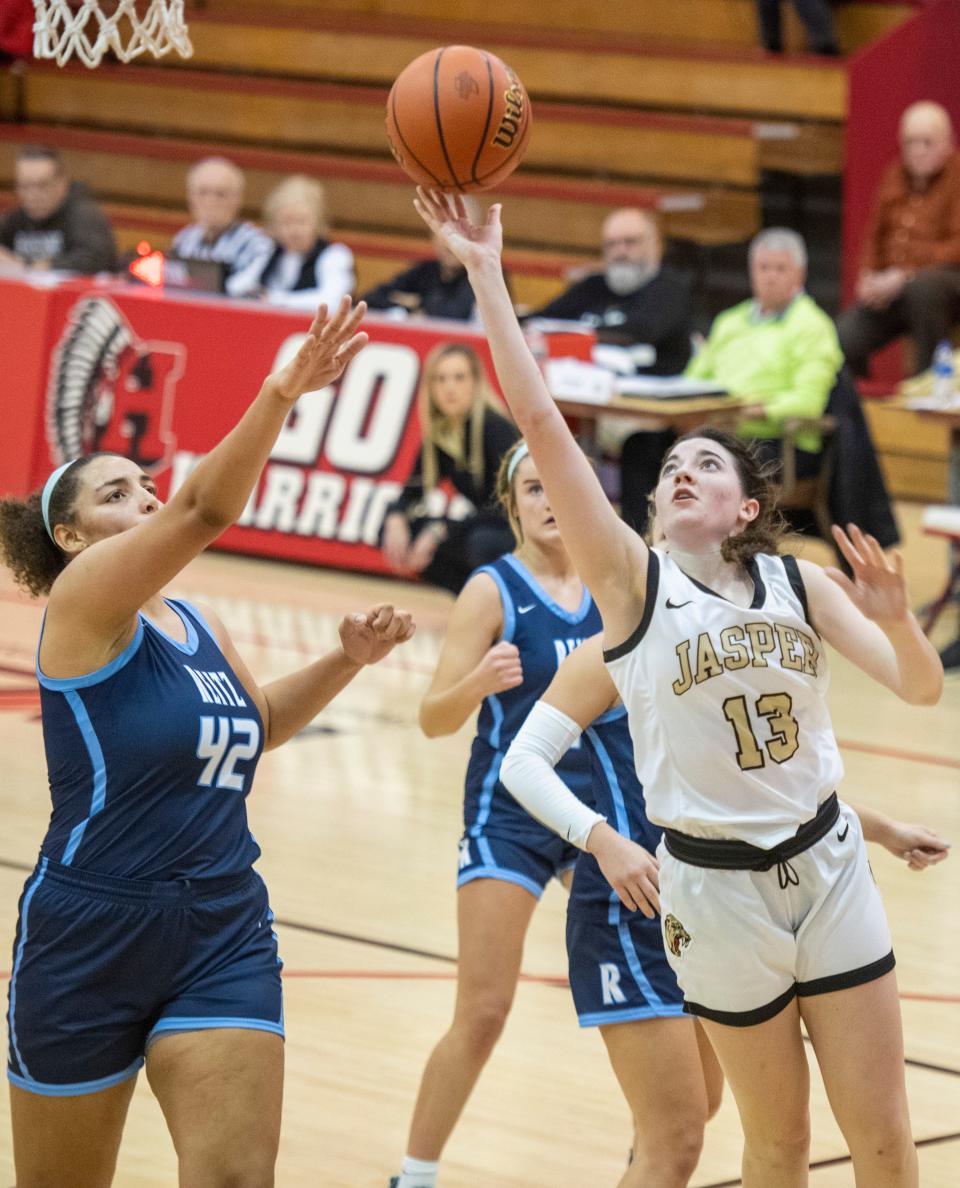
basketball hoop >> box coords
[32,0,193,68]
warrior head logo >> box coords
[664,913,692,958]
[455,70,480,100]
[46,296,186,474]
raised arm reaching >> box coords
[413,188,647,645]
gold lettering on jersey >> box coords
[773,623,804,672]
[694,632,723,683]
[719,625,750,670]
[671,622,819,695]
[797,630,818,676]
[745,623,776,667]
[671,640,693,695]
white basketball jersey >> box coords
[604,548,844,847]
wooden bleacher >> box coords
[196,0,913,55]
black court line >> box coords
[272,916,457,966]
[1,855,959,1080]
[696,1131,960,1187]
[0,856,457,964]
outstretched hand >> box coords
[267,295,368,404]
[825,524,910,627]
[881,820,951,871]
[339,604,415,666]
[413,188,503,273]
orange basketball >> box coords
[386,45,532,193]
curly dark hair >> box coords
[0,453,116,597]
[660,427,788,565]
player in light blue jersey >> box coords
[389,438,601,1188]
[0,298,416,1188]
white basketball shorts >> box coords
[656,798,894,1025]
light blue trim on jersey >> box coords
[478,563,516,644]
[175,599,220,647]
[502,553,593,624]
[148,1016,285,1040]
[577,1002,686,1028]
[476,564,513,754]
[614,904,665,1010]
[8,1055,144,1097]
[469,751,503,836]
[591,704,628,727]
[59,690,108,866]
[36,617,144,691]
[586,725,631,837]
[144,601,199,655]
[457,864,545,900]
[7,858,48,1083]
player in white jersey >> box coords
[413,189,944,1188]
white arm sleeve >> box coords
[501,700,606,850]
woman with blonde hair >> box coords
[232,173,355,310]
[382,341,518,592]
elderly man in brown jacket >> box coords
[838,101,960,376]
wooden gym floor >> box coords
[0,503,957,1186]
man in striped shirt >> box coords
[172,158,272,297]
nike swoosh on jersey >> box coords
[837,822,850,842]
[665,598,693,610]
[518,604,536,614]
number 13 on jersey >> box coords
[722,693,799,770]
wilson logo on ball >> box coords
[492,74,525,149]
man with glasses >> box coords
[0,144,117,274]
[529,206,694,376]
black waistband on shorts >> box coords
[663,792,839,872]
[37,857,255,905]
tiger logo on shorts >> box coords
[664,913,692,957]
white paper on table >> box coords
[615,374,729,399]
[921,505,960,536]
[905,394,960,412]
[592,343,656,374]
[544,358,616,404]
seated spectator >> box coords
[529,207,694,375]
[620,227,842,531]
[363,201,480,321]
[838,101,960,377]
[171,157,272,298]
[0,145,116,274]
[755,0,839,55]
[230,175,355,311]
[382,343,519,593]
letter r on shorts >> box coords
[600,962,627,1005]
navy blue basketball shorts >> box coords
[7,858,284,1097]
[456,830,578,899]
[566,907,686,1028]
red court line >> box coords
[837,738,960,772]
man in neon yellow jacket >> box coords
[620,228,842,531]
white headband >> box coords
[506,441,530,483]
[40,460,78,543]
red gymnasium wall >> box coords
[843,0,960,303]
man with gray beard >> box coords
[529,207,694,376]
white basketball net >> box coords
[32,0,193,68]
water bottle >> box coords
[932,340,956,407]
